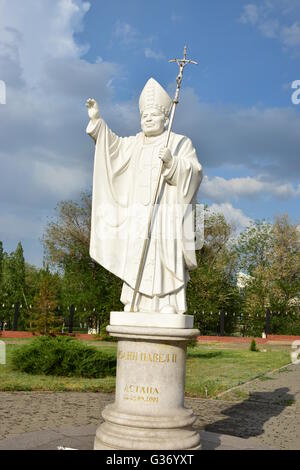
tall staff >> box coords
[130,46,197,313]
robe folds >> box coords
[87,118,202,313]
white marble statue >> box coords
[86,77,202,314]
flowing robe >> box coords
[87,118,202,313]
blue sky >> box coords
[0,0,299,266]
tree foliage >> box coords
[30,268,62,334]
[236,215,300,335]
[0,241,3,286]
[43,193,122,325]
[1,197,299,338]
[187,210,240,334]
[0,242,28,329]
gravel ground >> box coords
[0,364,299,450]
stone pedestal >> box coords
[94,313,200,450]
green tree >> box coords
[235,221,273,275]
[43,193,122,327]
[14,242,26,297]
[236,216,300,335]
[0,242,26,329]
[187,210,240,334]
[31,268,62,334]
[0,241,3,286]
[268,215,300,333]
[22,263,43,329]
[0,241,4,328]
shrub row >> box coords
[12,336,116,378]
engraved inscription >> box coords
[123,384,159,403]
[118,350,177,363]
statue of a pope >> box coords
[86,78,202,314]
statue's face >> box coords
[141,107,166,137]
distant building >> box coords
[289,293,300,308]
[237,272,252,291]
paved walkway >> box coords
[0,364,299,450]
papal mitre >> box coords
[139,77,172,117]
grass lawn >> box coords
[186,346,291,398]
[0,339,291,398]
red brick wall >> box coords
[197,335,300,343]
[74,333,99,341]
[197,335,268,344]
[268,334,300,341]
[1,330,299,343]
[0,331,35,338]
[0,331,99,341]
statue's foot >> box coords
[159,304,177,314]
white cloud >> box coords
[239,4,259,25]
[0,0,139,266]
[240,7,279,39]
[0,0,298,267]
[239,1,300,52]
[41,57,119,99]
[112,20,164,61]
[0,0,91,85]
[175,87,300,182]
[113,20,137,45]
[34,161,90,198]
[171,13,182,23]
[281,22,300,47]
[200,176,300,202]
[144,48,165,60]
[259,19,280,38]
[0,212,44,240]
[209,203,253,233]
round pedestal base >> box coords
[94,421,200,450]
[94,319,200,450]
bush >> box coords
[250,338,259,352]
[11,336,116,378]
[269,313,300,335]
[100,323,117,342]
[187,338,198,348]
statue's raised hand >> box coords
[86,98,100,121]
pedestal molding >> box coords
[95,422,201,450]
[110,311,194,329]
[94,316,200,450]
[102,403,196,429]
[107,324,199,341]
